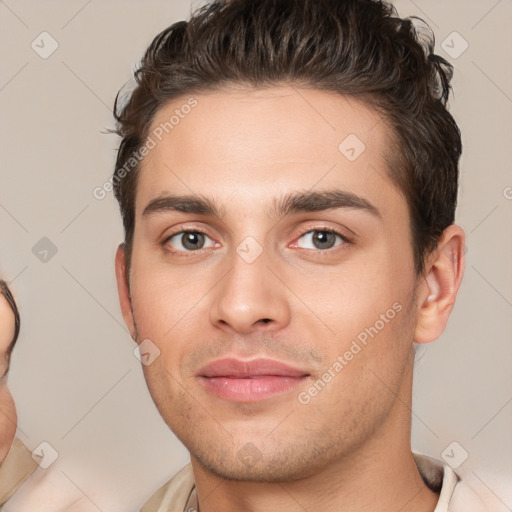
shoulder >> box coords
[141,464,195,512]
[449,470,509,512]
[413,452,506,512]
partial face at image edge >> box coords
[0,284,18,465]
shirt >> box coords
[0,438,39,509]
[140,452,493,511]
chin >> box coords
[192,443,327,483]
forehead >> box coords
[135,85,404,219]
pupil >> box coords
[313,231,335,249]
[183,232,204,250]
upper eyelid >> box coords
[164,225,347,239]
[165,229,216,246]
[159,214,356,238]
[165,228,215,241]
[294,225,350,239]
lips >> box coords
[198,358,309,378]
[197,357,310,402]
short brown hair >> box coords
[113,0,461,277]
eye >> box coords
[295,229,348,251]
[165,231,216,252]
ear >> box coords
[115,244,137,341]
[414,224,465,344]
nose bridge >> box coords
[210,237,290,333]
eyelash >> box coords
[163,229,216,258]
[162,227,352,257]
[293,226,352,252]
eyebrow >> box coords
[274,189,381,219]
[142,189,381,220]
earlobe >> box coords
[114,244,137,341]
[414,225,465,344]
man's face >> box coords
[119,86,423,481]
[0,295,17,464]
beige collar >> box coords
[0,438,39,506]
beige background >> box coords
[1,0,511,510]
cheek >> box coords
[295,259,404,329]
[131,274,200,336]
[298,261,415,379]
[130,260,179,333]
[129,263,207,372]
[0,385,17,463]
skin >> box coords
[0,294,17,464]
[115,85,465,511]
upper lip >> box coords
[197,358,310,378]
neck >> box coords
[190,358,439,512]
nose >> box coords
[209,245,291,335]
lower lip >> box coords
[199,375,309,402]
